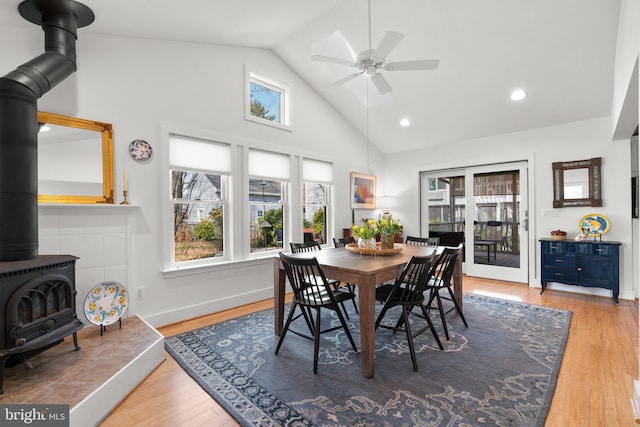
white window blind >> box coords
[248,149,290,181]
[303,158,333,184]
[169,134,230,174]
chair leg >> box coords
[419,304,444,350]
[348,284,359,314]
[402,307,418,371]
[334,300,358,352]
[435,291,450,340]
[313,307,321,374]
[447,287,468,327]
[275,303,298,354]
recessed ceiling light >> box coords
[510,89,527,101]
[399,118,411,127]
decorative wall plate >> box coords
[579,213,610,237]
[129,139,153,161]
[84,281,128,326]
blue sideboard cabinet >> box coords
[539,238,621,303]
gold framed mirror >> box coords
[37,111,114,204]
[552,157,602,208]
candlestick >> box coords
[120,190,130,205]
[123,168,127,191]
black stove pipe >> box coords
[0,0,93,261]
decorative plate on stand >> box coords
[84,281,128,326]
[579,213,610,237]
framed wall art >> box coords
[351,172,376,209]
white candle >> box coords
[124,168,127,191]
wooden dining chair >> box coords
[276,252,358,373]
[332,236,355,247]
[374,253,443,371]
[406,235,440,247]
[290,241,356,318]
[422,244,467,340]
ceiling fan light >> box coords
[400,118,411,127]
[510,89,527,101]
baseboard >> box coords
[142,288,274,328]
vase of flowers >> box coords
[375,214,401,249]
[352,219,377,249]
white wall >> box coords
[0,27,384,326]
[383,116,634,301]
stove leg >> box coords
[23,359,33,370]
[72,332,80,351]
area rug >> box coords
[165,293,571,426]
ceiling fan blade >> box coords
[371,31,404,60]
[384,59,440,71]
[310,55,358,68]
[325,72,363,89]
[370,73,392,95]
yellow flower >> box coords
[88,302,95,310]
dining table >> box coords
[273,243,463,378]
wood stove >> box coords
[0,255,83,393]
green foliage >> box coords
[312,208,324,237]
[193,207,223,241]
[250,100,275,121]
[261,207,283,247]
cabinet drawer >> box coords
[541,241,574,255]
[576,244,617,257]
[543,254,576,269]
[542,266,578,283]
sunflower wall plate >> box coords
[84,281,128,326]
[129,139,153,161]
[579,213,610,237]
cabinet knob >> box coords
[577,267,582,271]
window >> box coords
[302,159,333,245]
[246,71,291,130]
[248,149,290,253]
[169,135,230,264]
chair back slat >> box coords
[428,244,462,287]
[333,237,355,248]
[386,252,436,305]
[279,252,334,306]
[406,235,440,247]
[290,241,322,253]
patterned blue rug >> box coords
[165,293,571,426]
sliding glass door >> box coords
[420,161,529,283]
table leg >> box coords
[273,258,285,336]
[357,278,376,378]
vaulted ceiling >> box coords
[0,0,622,154]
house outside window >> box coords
[302,159,333,244]
[245,71,291,130]
[248,149,290,253]
[169,135,230,265]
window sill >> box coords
[161,254,278,279]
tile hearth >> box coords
[0,316,164,426]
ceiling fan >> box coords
[310,1,439,95]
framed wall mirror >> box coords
[552,157,602,208]
[37,111,114,204]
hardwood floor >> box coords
[100,277,639,427]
